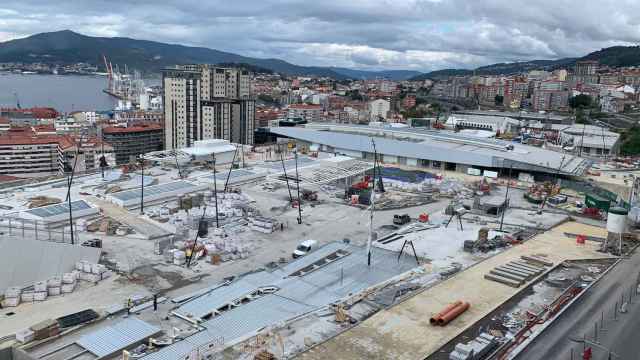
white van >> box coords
[292,239,318,258]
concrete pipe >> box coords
[429,300,463,325]
[437,302,470,326]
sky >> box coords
[1,0,640,72]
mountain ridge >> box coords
[0,30,421,80]
[3,31,640,82]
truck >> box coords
[292,239,318,258]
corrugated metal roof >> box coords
[144,242,418,359]
[172,279,258,321]
[24,200,91,218]
[269,126,590,175]
[77,317,160,357]
[143,296,314,360]
[110,180,197,201]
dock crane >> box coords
[102,54,113,92]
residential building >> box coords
[575,60,598,76]
[0,117,9,133]
[369,99,390,121]
[162,65,255,150]
[71,111,98,124]
[102,123,164,165]
[402,94,417,109]
[114,110,164,126]
[0,107,59,126]
[0,128,62,177]
[0,128,115,178]
[287,104,323,122]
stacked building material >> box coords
[15,328,35,343]
[61,272,78,294]
[3,286,21,307]
[76,261,111,283]
[33,281,48,301]
[47,276,62,296]
[30,319,60,340]
[248,216,275,233]
[484,257,550,288]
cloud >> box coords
[1,1,640,71]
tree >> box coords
[575,108,588,124]
[621,126,640,155]
[569,94,592,109]
[346,90,364,101]
[494,95,504,106]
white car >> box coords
[292,239,318,258]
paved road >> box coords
[516,251,640,360]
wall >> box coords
[0,348,36,360]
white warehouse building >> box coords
[269,124,591,178]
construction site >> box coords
[1,140,639,360]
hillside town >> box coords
[2,15,640,360]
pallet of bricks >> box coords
[15,319,59,344]
[2,261,111,308]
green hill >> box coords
[0,30,422,80]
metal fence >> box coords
[0,218,79,244]
[559,178,630,209]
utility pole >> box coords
[65,135,84,245]
[100,139,105,180]
[66,166,75,245]
[224,146,239,192]
[139,157,145,215]
[499,164,513,232]
[175,152,183,179]
[579,122,586,157]
[280,144,294,204]
[294,149,302,224]
[367,139,378,266]
[212,154,219,228]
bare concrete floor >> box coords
[297,222,611,360]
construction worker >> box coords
[153,294,158,312]
[127,298,132,315]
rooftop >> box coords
[103,123,163,134]
[269,124,590,176]
[143,242,418,360]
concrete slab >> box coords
[297,221,611,360]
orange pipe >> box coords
[429,301,463,325]
[437,302,470,326]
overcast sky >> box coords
[1,1,640,72]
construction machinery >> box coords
[302,189,318,201]
[352,175,372,190]
[393,214,411,225]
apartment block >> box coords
[163,65,255,150]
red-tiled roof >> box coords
[288,104,322,110]
[0,107,59,118]
[0,130,74,149]
[0,175,20,182]
[103,123,163,134]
